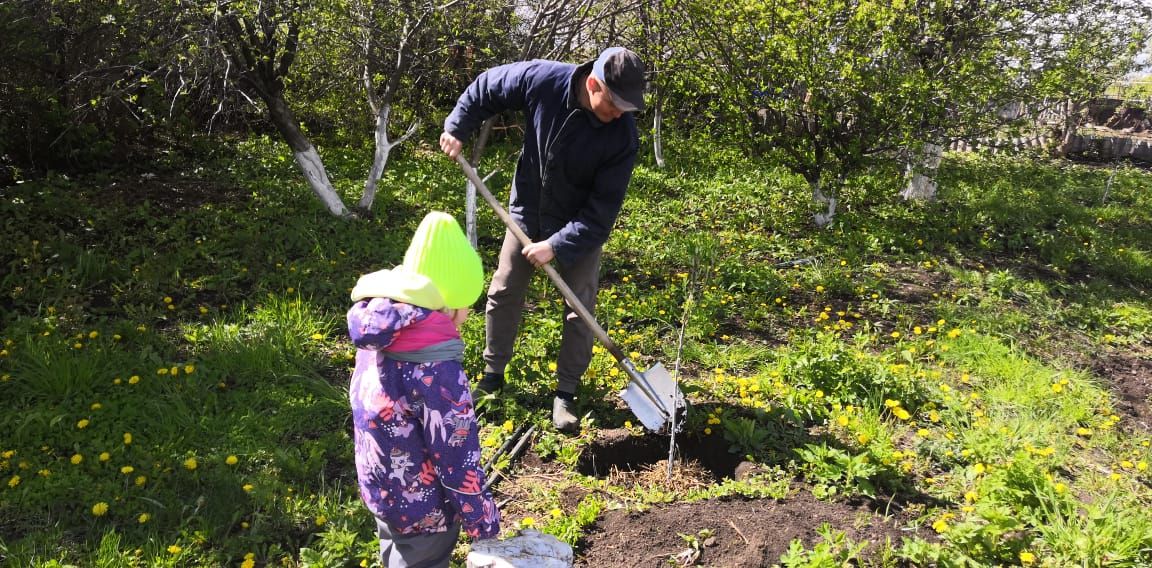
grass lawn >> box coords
[2,136,1151,566]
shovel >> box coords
[455,155,685,433]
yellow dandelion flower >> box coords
[123,433,132,445]
[520,517,536,528]
[135,476,147,486]
[547,362,557,372]
[88,331,99,339]
[77,419,90,429]
[891,331,901,339]
[92,502,109,516]
[183,364,195,374]
[90,402,102,410]
[99,452,110,462]
[1019,551,1036,564]
[310,333,324,340]
[157,368,168,375]
[241,560,255,568]
[243,484,254,492]
[893,407,911,421]
[964,491,978,502]
[226,455,238,466]
[120,465,134,474]
[315,515,327,526]
[931,518,949,533]
[836,415,849,427]
[163,297,173,304]
[1054,482,1067,494]
[704,428,712,435]
[167,545,182,555]
[71,454,83,465]
[857,433,871,444]
[183,457,198,471]
[947,329,961,339]
[974,463,986,475]
[1137,461,1148,471]
[138,513,150,524]
[8,475,21,487]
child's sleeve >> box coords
[412,364,501,539]
[346,298,427,350]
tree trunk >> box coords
[653,94,665,169]
[266,95,350,217]
[807,171,837,228]
[901,140,943,201]
[464,117,496,247]
[1056,99,1082,158]
[358,103,419,212]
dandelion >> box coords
[1019,551,1036,564]
[99,452,110,462]
[71,454,83,465]
[163,297,173,304]
[92,502,109,516]
[520,517,536,528]
[315,515,327,526]
[157,368,168,375]
[893,407,912,421]
[947,329,962,339]
[183,457,198,471]
[890,331,901,339]
[7,475,19,488]
[135,476,147,486]
[77,419,90,429]
[199,306,209,315]
[884,399,901,408]
[964,491,978,502]
[857,433,871,444]
[243,484,254,492]
[1121,460,1134,469]
[836,415,849,427]
[128,375,140,384]
[88,331,98,339]
[310,333,324,340]
[917,428,930,437]
[973,463,986,475]
[167,545,182,555]
[931,518,949,533]
[226,455,238,466]
[120,466,135,474]
[1076,427,1092,437]
[138,513,150,524]
[815,285,825,293]
[123,433,132,445]
[547,362,557,372]
[1054,482,1067,494]
[1138,461,1148,472]
[1051,383,1064,393]
[704,428,712,435]
[241,559,256,568]
[184,364,195,374]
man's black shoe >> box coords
[474,372,505,395]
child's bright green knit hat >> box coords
[350,211,483,310]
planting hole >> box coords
[576,428,744,482]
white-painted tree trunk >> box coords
[294,146,350,217]
[653,102,665,169]
[464,117,496,248]
[901,141,944,201]
[811,178,837,228]
[359,104,419,212]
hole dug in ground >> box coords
[576,428,745,482]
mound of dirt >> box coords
[575,492,916,567]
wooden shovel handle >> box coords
[455,155,627,363]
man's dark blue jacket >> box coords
[444,59,639,264]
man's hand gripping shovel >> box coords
[455,155,686,433]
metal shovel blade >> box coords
[619,362,685,433]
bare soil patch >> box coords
[1092,350,1152,431]
[575,493,913,567]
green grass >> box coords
[1,135,1151,566]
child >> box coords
[347,211,500,568]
